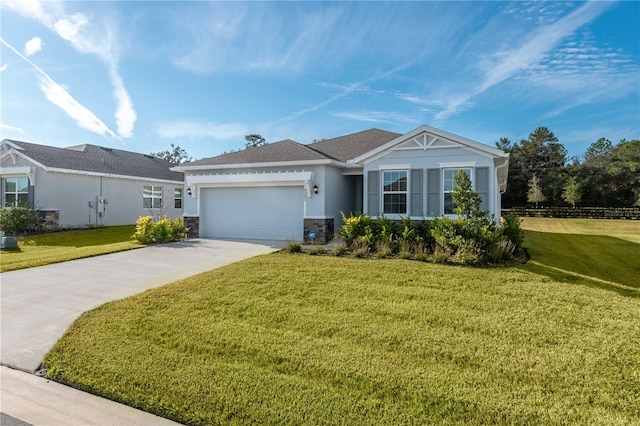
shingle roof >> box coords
[186,128,401,167]
[3,140,183,182]
[187,139,330,166]
[307,128,402,162]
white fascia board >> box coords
[350,124,509,164]
[0,166,32,176]
[186,171,314,187]
[378,164,412,170]
[172,159,349,172]
[0,140,25,152]
[45,167,183,185]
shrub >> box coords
[307,248,326,256]
[501,213,524,249]
[286,243,302,253]
[0,203,40,236]
[339,212,371,247]
[133,216,188,244]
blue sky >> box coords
[1,1,638,160]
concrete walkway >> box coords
[1,238,282,425]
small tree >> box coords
[245,134,266,149]
[527,174,545,208]
[451,169,484,219]
[562,176,581,208]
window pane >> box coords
[444,193,455,214]
[17,194,29,205]
[153,198,162,208]
[153,186,162,196]
[5,194,16,207]
[174,199,182,209]
[383,194,407,214]
[143,198,152,208]
[174,188,182,198]
[383,171,407,192]
[5,178,16,193]
[143,186,152,197]
[17,177,29,193]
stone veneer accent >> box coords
[303,218,334,244]
[183,216,200,238]
[38,210,59,231]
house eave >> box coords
[172,159,353,172]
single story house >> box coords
[0,139,184,229]
[173,125,510,243]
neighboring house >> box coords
[173,125,509,243]
[0,140,184,229]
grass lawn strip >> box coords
[520,219,640,289]
[0,226,140,272]
[44,254,640,425]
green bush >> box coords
[133,216,187,244]
[285,243,302,253]
[0,203,40,236]
[501,213,524,249]
[339,212,371,247]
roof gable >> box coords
[1,139,183,182]
[350,125,509,164]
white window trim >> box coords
[143,185,163,209]
[3,176,30,208]
[442,167,473,216]
[174,187,183,209]
[381,169,409,216]
[378,164,411,170]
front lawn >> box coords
[44,224,640,425]
[0,226,140,272]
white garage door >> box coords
[200,186,304,241]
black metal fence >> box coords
[502,207,640,220]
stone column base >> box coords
[183,216,200,238]
[303,218,334,244]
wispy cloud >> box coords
[332,111,418,126]
[0,64,8,72]
[3,0,136,138]
[0,123,26,134]
[1,37,117,138]
[434,1,614,120]
[24,37,42,56]
[153,120,250,141]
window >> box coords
[382,170,407,214]
[143,185,162,208]
[443,168,471,214]
[3,177,29,207]
[174,188,183,209]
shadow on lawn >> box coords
[519,230,640,298]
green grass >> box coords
[520,218,640,289]
[43,218,640,425]
[0,226,141,272]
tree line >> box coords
[497,127,640,208]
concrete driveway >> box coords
[0,238,282,373]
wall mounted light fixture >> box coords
[187,187,192,196]
[313,184,319,194]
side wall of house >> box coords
[1,153,182,228]
[33,171,183,227]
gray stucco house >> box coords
[0,139,184,229]
[173,125,510,243]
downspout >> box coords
[495,158,509,220]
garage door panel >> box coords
[200,187,303,241]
